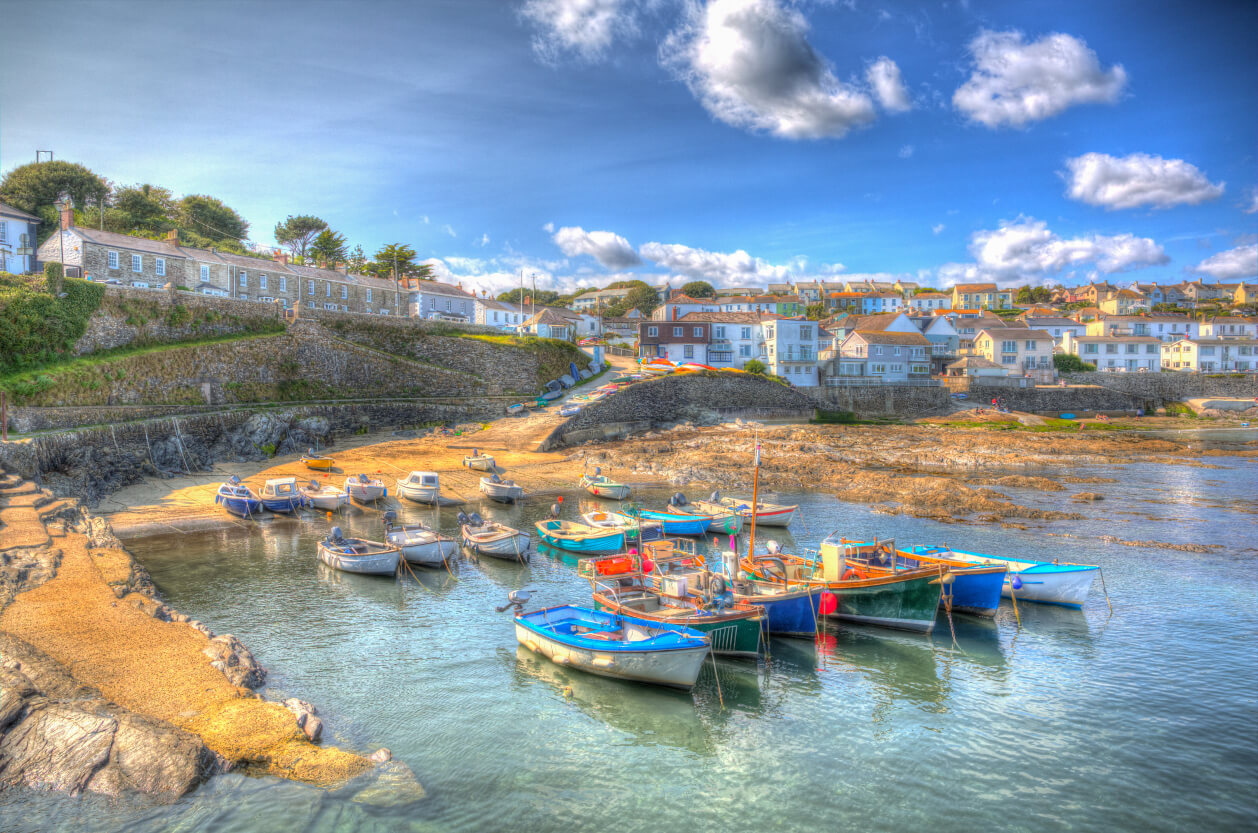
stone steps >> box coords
[0,506,53,552]
[0,480,40,498]
[2,491,55,509]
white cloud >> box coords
[1193,244,1257,280]
[953,30,1126,128]
[443,224,457,238]
[552,225,642,268]
[661,0,877,140]
[641,240,809,286]
[1245,189,1258,215]
[421,215,430,224]
[477,233,491,247]
[867,56,911,112]
[931,216,1167,286]
[932,223,945,235]
[898,144,914,158]
[542,221,555,232]
[1064,153,1224,210]
[521,0,639,62]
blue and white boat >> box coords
[534,519,625,553]
[215,476,262,518]
[259,477,305,513]
[631,508,710,537]
[514,604,711,689]
[903,545,1099,609]
[819,537,1007,618]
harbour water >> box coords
[3,448,1256,832]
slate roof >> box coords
[0,201,40,222]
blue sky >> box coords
[2,0,1255,294]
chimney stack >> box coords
[273,251,289,265]
[318,260,328,270]
[336,262,347,275]
[59,201,74,231]
[166,229,179,246]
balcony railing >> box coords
[824,377,942,387]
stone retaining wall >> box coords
[807,384,951,416]
[1060,371,1258,401]
[74,286,285,354]
[967,383,1146,414]
[544,373,815,449]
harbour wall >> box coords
[543,373,816,449]
[1059,372,1258,402]
[807,384,951,416]
[0,399,499,506]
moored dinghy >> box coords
[580,510,663,543]
[301,449,335,470]
[903,545,1099,609]
[534,519,625,553]
[667,492,744,534]
[317,526,400,576]
[579,467,631,500]
[503,591,711,690]
[462,449,496,472]
[718,494,798,527]
[259,477,304,513]
[459,512,531,561]
[300,479,350,511]
[480,474,524,504]
[345,474,387,502]
[630,507,710,536]
[396,471,441,504]
[215,476,263,518]
[383,511,457,567]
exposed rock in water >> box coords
[201,635,266,689]
[970,475,1066,492]
[0,634,222,800]
[1072,492,1105,501]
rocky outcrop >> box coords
[202,634,266,689]
[0,633,222,800]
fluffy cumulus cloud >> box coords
[638,240,838,286]
[661,0,877,139]
[1246,189,1258,215]
[1193,244,1257,280]
[1064,153,1224,210]
[932,216,1168,286]
[866,56,911,112]
[521,0,639,62]
[552,225,642,268]
[953,30,1127,128]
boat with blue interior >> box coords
[901,545,1099,609]
[259,477,305,513]
[215,476,263,518]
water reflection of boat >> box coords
[824,626,947,708]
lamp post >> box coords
[56,197,69,275]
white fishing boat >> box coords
[345,473,387,502]
[668,493,745,534]
[903,545,1100,609]
[718,493,798,527]
[459,512,530,561]
[300,480,350,511]
[316,527,400,576]
[462,449,496,472]
[396,471,441,504]
[580,510,665,543]
[383,511,457,567]
[479,474,524,504]
[579,468,630,500]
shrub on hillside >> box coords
[1054,354,1096,373]
[0,274,105,377]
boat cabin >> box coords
[402,471,440,489]
[262,477,299,497]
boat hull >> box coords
[636,510,709,536]
[389,533,458,567]
[347,484,386,502]
[303,458,334,471]
[732,586,820,638]
[584,482,631,500]
[593,598,762,658]
[260,496,302,513]
[317,545,400,576]
[397,485,439,504]
[462,528,531,561]
[479,482,524,503]
[724,501,797,527]
[464,458,495,472]
[216,495,262,518]
[305,492,349,511]
[823,574,942,634]
[907,547,1098,609]
[537,528,625,553]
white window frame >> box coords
[648,326,658,337]
[259,274,267,290]
[201,264,209,281]
[341,285,348,299]
[326,283,331,297]
[155,258,166,277]
[279,276,287,292]
[131,253,142,272]
[366,288,373,303]
[239,271,248,288]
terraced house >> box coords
[36,207,401,314]
[1061,332,1162,372]
[972,327,1054,374]
[0,201,40,274]
[950,283,1013,310]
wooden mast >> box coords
[746,433,760,561]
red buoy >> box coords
[642,558,654,574]
[819,591,838,616]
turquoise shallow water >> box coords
[3,442,1256,833]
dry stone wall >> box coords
[1060,371,1258,402]
[74,287,283,354]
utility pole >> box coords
[518,269,523,331]
[36,150,53,164]
[393,250,401,317]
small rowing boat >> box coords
[301,449,335,470]
[462,449,496,472]
[480,474,524,504]
[579,468,631,500]
[559,404,582,417]
[535,519,625,553]
[581,553,764,658]
[460,512,530,561]
[902,545,1099,609]
[820,537,1007,618]
[384,511,457,567]
[215,476,262,518]
[506,403,526,415]
[667,493,744,534]
[631,507,710,536]
[512,603,711,689]
[580,510,663,543]
[718,494,798,527]
[300,480,350,511]
[345,474,386,502]
[259,477,304,513]
[317,526,400,575]
[396,471,440,504]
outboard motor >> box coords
[594,466,602,476]
[496,589,534,614]
[308,447,315,455]
[765,540,781,555]
[491,473,502,484]
[469,512,484,527]
[308,479,320,491]
[382,510,397,530]
[330,526,344,542]
[456,511,469,527]
[710,490,721,503]
[670,492,688,507]
[549,503,561,519]
[359,473,370,484]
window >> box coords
[740,344,751,357]
[338,285,346,300]
[1125,344,1138,354]
[239,272,248,288]
[259,296,274,303]
[326,283,331,297]
[131,254,142,272]
[324,303,337,310]
[308,280,315,295]
[715,326,726,339]
[1001,340,1017,353]
[444,298,451,310]
[1105,344,1118,354]
[741,327,751,339]
[1083,343,1098,354]
[893,346,901,356]
[279,276,287,292]
[0,222,6,244]
[341,304,348,311]
[366,288,373,303]
[684,344,694,359]
[693,327,702,337]
[1025,340,1036,350]
[132,281,150,289]
[201,264,209,281]
[106,251,119,269]
[648,326,658,337]
[800,325,812,339]
[1002,355,1017,364]
[673,326,683,337]
[155,258,166,277]
[259,274,267,290]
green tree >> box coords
[178,195,249,243]
[622,285,660,316]
[109,183,175,234]
[371,243,433,280]
[0,160,109,244]
[680,280,716,298]
[347,244,369,274]
[309,229,348,265]
[498,287,561,306]
[274,214,328,259]
[805,302,826,320]
[606,279,650,291]
[1054,354,1096,372]
[744,359,767,375]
